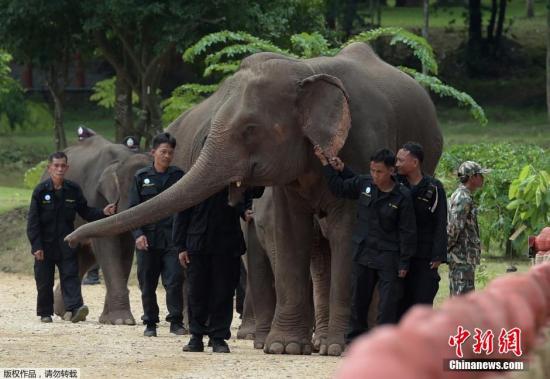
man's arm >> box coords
[398,193,417,273]
[431,182,448,263]
[172,207,193,253]
[75,186,106,222]
[127,176,145,240]
[447,195,471,251]
[322,165,364,199]
[26,188,43,254]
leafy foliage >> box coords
[89,77,138,110]
[507,165,550,249]
[165,28,485,126]
[23,160,47,189]
[0,51,27,130]
[346,27,438,75]
[436,143,548,255]
[400,68,488,126]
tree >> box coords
[526,0,535,18]
[84,0,325,146]
[169,29,487,126]
[0,0,86,149]
[0,50,27,130]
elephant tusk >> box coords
[236,181,242,187]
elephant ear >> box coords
[98,162,121,205]
[297,74,351,158]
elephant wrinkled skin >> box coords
[66,43,443,354]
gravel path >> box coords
[0,273,340,379]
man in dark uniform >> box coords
[128,132,185,337]
[314,146,416,345]
[173,186,263,353]
[27,152,116,323]
[395,142,447,317]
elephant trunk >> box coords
[65,137,244,246]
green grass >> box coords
[0,186,32,214]
[439,106,550,147]
[434,257,531,307]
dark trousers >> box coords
[136,248,183,324]
[34,255,83,316]
[187,254,241,340]
[345,262,402,344]
[398,258,440,319]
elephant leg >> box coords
[321,201,355,356]
[310,225,331,353]
[93,235,136,325]
[54,244,94,318]
[237,275,256,340]
[245,220,275,349]
[264,187,313,355]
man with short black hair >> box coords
[395,142,447,317]
[27,152,116,323]
[314,146,416,344]
[128,132,185,337]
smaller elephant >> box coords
[51,133,152,324]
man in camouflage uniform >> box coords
[447,161,490,296]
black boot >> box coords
[182,335,204,352]
[170,322,187,335]
[211,339,230,353]
[144,323,157,337]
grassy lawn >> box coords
[434,257,531,307]
[0,186,32,214]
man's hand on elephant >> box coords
[313,145,329,166]
[135,235,148,251]
[103,203,117,216]
[33,250,44,261]
[244,209,254,223]
[398,269,408,278]
[179,251,190,268]
[430,260,441,269]
[329,157,345,172]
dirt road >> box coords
[0,273,340,379]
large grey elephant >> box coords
[241,188,332,351]
[66,42,443,355]
[52,134,151,324]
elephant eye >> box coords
[242,124,259,140]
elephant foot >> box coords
[319,336,346,357]
[253,333,268,350]
[263,330,312,355]
[99,310,136,325]
[236,323,256,340]
[312,333,327,353]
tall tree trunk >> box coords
[139,84,163,147]
[343,0,359,38]
[487,0,498,43]
[546,0,550,123]
[325,0,337,30]
[495,0,507,48]
[526,0,535,18]
[468,0,483,50]
[114,74,134,143]
[46,66,67,150]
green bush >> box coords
[23,160,47,189]
[436,142,548,256]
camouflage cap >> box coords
[457,160,491,177]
